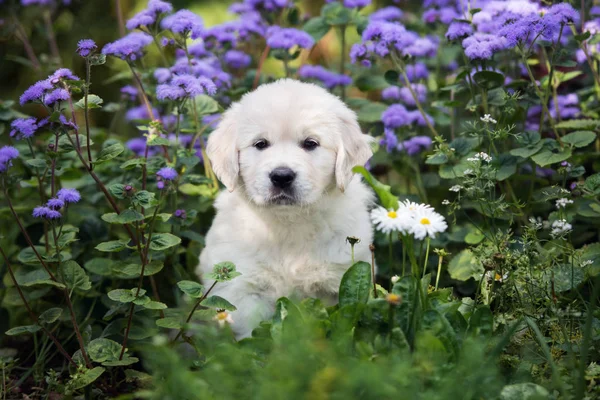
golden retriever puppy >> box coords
[197,79,374,338]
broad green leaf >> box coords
[149,233,181,251]
[581,243,600,276]
[60,260,91,291]
[321,1,353,25]
[492,154,518,181]
[103,357,139,367]
[132,190,157,209]
[95,143,124,164]
[585,173,600,194]
[95,240,127,252]
[555,119,600,130]
[120,158,146,170]
[425,152,449,165]
[510,141,544,158]
[39,307,63,324]
[338,261,371,308]
[208,262,242,282]
[392,276,420,341]
[108,183,127,199]
[353,166,399,210]
[500,383,549,400]
[531,147,571,167]
[75,94,103,109]
[68,367,105,391]
[18,246,46,265]
[26,159,48,169]
[303,16,330,42]
[448,249,483,281]
[515,131,541,146]
[177,280,205,298]
[561,130,596,148]
[147,136,170,146]
[468,305,493,337]
[108,288,146,303]
[473,70,504,90]
[355,101,388,123]
[178,183,214,197]
[121,260,164,277]
[101,209,144,225]
[421,309,459,360]
[201,295,237,311]
[156,317,182,329]
[5,325,41,336]
[88,338,122,363]
[84,258,114,276]
[142,301,167,310]
[195,95,220,115]
[546,264,585,293]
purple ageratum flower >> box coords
[398,136,432,155]
[120,85,138,101]
[203,113,221,126]
[57,188,81,203]
[370,6,403,21]
[20,79,53,105]
[402,36,438,58]
[33,206,60,219]
[125,105,159,121]
[404,63,429,82]
[297,65,352,89]
[154,68,172,84]
[244,0,291,12]
[0,146,19,173]
[173,209,187,218]
[49,68,79,83]
[381,86,401,101]
[446,21,473,41]
[462,33,508,60]
[266,26,314,50]
[156,74,217,101]
[157,166,178,181]
[187,42,210,58]
[126,137,149,156]
[549,94,580,120]
[325,0,370,8]
[224,50,252,69]
[161,10,203,39]
[382,104,410,128]
[380,128,399,153]
[202,22,240,50]
[498,13,560,49]
[126,1,172,30]
[547,3,579,25]
[47,198,65,210]
[407,109,434,127]
[44,88,70,106]
[76,39,97,57]
[398,84,427,106]
[10,118,39,140]
[102,32,153,61]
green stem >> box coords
[422,238,431,279]
[388,231,393,288]
[339,24,347,101]
[434,254,444,291]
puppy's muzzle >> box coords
[269,167,296,189]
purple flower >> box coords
[10,118,39,140]
[382,104,410,128]
[243,0,291,12]
[157,166,178,181]
[297,65,352,89]
[57,188,81,203]
[187,42,210,58]
[126,10,155,30]
[224,50,252,69]
[327,0,370,8]
[549,94,580,120]
[47,198,65,210]
[202,22,240,49]
[381,86,401,101]
[161,10,203,39]
[33,206,53,219]
[398,136,432,155]
[370,6,403,21]
[402,36,438,58]
[120,85,138,100]
[446,21,473,41]
[156,74,217,100]
[398,84,427,106]
[380,128,398,153]
[0,146,19,173]
[154,68,172,83]
[76,39,97,57]
[44,88,70,106]
[102,32,153,61]
[126,137,150,156]
[497,13,560,48]
[20,79,53,105]
[125,105,158,121]
[173,209,187,218]
[547,3,579,25]
[462,33,508,60]
[266,26,314,50]
[203,113,221,126]
[404,63,429,82]
[49,68,79,82]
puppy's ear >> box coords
[335,111,373,192]
[207,104,240,191]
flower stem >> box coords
[42,10,61,64]
[115,0,126,37]
[422,238,430,280]
[172,280,218,342]
[253,45,271,89]
[370,243,377,298]
[434,253,444,291]
[84,58,93,168]
[388,231,393,288]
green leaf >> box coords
[108,288,146,303]
[585,173,600,194]
[473,70,505,90]
[149,233,181,251]
[352,166,399,210]
[384,70,400,86]
[142,301,167,310]
[531,147,571,167]
[425,152,449,165]
[59,260,91,291]
[89,53,106,65]
[132,190,157,209]
[147,136,170,146]
[516,131,541,146]
[178,183,214,197]
[84,258,114,276]
[108,183,127,199]
[547,264,585,293]
[177,280,205,298]
[103,357,139,367]
[208,262,242,282]
[421,309,459,360]
[68,367,105,391]
[201,295,237,311]
[468,305,493,337]
[39,307,63,324]
[492,154,518,181]
[5,325,41,336]
[26,159,48,169]
[510,141,544,158]
[121,260,164,277]
[120,158,146,170]
[448,249,483,281]
[392,276,420,341]
[303,17,330,42]
[561,130,596,148]
[88,338,122,363]
[101,209,144,225]
[321,1,353,25]
[355,102,388,123]
[195,95,220,115]
[338,261,371,308]
[500,383,549,400]
[18,246,46,265]
[156,317,182,329]
[75,94,103,109]
[95,143,124,164]
[95,240,127,253]
[555,119,600,130]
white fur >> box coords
[197,79,374,338]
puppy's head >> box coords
[207,79,372,206]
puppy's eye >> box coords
[302,138,319,151]
[253,139,270,150]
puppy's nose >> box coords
[270,167,296,189]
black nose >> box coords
[270,167,296,189]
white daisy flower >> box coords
[371,206,405,234]
[449,185,462,192]
[550,219,572,238]
[214,311,234,328]
[409,208,448,240]
[399,199,433,213]
[480,114,497,124]
[555,198,573,209]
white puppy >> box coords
[197,79,374,338]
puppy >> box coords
[197,79,374,339]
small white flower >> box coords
[371,206,405,234]
[555,198,574,209]
[486,271,509,282]
[409,208,448,240]
[449,185,463,192]
[442,199,450,205]
[214,311,234,328]
[581,260,594,267]
[550,219,573,238]
[463,168,474,175]
[467,152,492,163]
[480,114,497,124]
[391,275,400,284]
[529,217,542,230]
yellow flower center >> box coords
[216,312,228,320]
[495,273,502,281]
[420,218,431,225]
[387,211,397,219]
